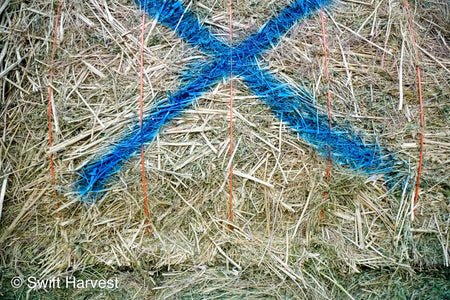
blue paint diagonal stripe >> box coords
[139,0,228,54]
[236,0,331,56]
[77,61,226,196]
[240,64,394,172]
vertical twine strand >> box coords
[48,0,63,220]
[228,0,234,230]
[140,8,151,234]
[403,0,424,220]
[320,7,332,222]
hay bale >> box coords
[0,0,448,298]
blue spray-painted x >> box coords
[76,0,397,200]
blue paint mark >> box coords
[76,0,398,200]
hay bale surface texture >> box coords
[1,0,449,299]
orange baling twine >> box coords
[228,0,234,230]
[319,7,332,222]
[403,0,424,220]
[140,8,151,234]
[48,0,63,220]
